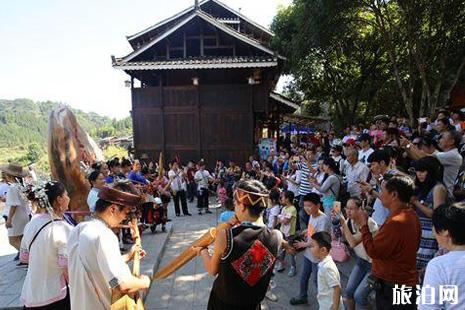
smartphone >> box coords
[333,201,341,214]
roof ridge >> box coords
[126,0,273,43]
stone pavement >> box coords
[0,215,172,309]
[145,201,356,310]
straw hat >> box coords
[0,163,29,178]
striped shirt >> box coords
[299,161,313,195]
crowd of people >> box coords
[1,109,465,309]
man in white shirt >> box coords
[68,186,150,310]
[194,161,213,215]
[168,161,191,217]
[403,130,463,197]
[345,148,370,198]
[357,133,374,165]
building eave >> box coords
[269,92,300,110]
[112,58,278,71]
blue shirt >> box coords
[219,211,235,223]
[128,171,148,185]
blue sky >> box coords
[0,0,291,119]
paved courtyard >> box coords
[145,200,355,310]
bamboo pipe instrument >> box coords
[111,218,144,310]
[154,220,234,280]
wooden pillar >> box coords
[249,84,255,154]
[159,73,166,155]
[196,74,202,159]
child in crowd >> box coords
[265,188,281,230]
[311,231,343,310]
[218,198,235,223]
[217,180,227,208]
[275,190,297,276]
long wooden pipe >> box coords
[154,220,235,280]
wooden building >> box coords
[112,0,297,165]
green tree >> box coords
[26,143,42,163]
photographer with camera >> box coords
[333,197,379,310]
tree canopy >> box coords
[272,0,465,127]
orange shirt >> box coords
[361,206,421,286]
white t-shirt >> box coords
[6,184,32,236]
[168,169,186,192]
[194,170,212,191]
[287,170,302,196]
[347,218,378,263]
[434,148,462,196]
[68,219,133,310]
[267,204,281,229]
[303,212,332,263]
[20,214,72,307]
[317,255,344,310]
[420,250,465,309]
[358,148,374,165]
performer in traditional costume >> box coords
[20,181,72,309]
[0,163,32,265]
[67,185,151,310]
[193,179,293,310]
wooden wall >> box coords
[132,84,268,166]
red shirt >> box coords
[361,207,421,286]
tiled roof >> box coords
[112,56,278,70]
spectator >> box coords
[403,129,462,197]
[168,161,191,217]
[218,198,235,223]
[87,170,105,213]
[276,190,297,277]
[311,231,343,310]
[411,157,447,274]
[420,203,465,309]
[194,161,214,215]
[1,163,32,266]
[265,188,281,230]
[290,193,331,306]
[360,150,398,226]
[330,145,345,173]
[310,157,341,215]
[345,148,370,198]
[185,160,196,202]
[353,176,421,309]
[337,197,379,310]
[357,133,374,165]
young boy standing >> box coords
[311,231,343,310]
